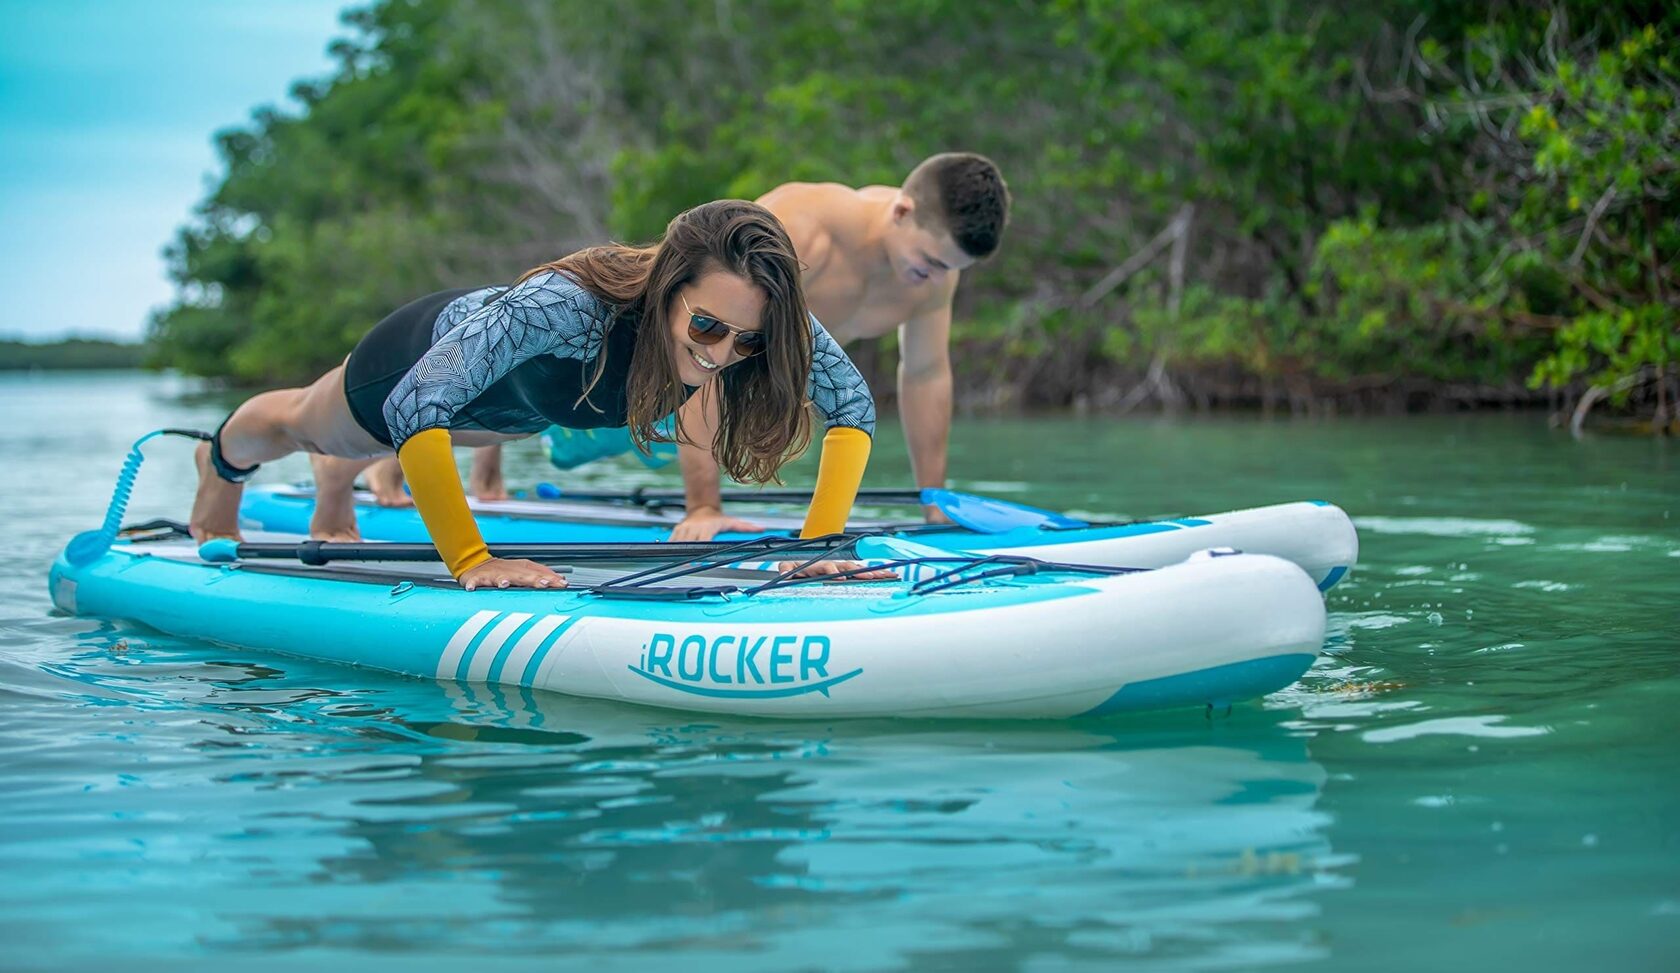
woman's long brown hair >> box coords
[517,200,813,484]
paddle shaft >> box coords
[537,486,927,506]
[227,537,856,565]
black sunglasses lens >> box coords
[734,332,766,356]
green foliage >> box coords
[1506,22,1679,400]
[0,338,145,370]
[1319,4,1679,414]
[149,0,1677,422]
[149,0,503,384]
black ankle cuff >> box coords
[209,418,261,483]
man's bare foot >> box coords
[189,442,245,543]
[364,457,412,507]
[469,471,509,502]
[468,445,508,501]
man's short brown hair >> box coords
[902,153,1010,259]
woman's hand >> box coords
[777,559,899,582]
[670,506,765,542]
[922,503,953,526]
[459,557,568,591]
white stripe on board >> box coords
[436,610,501,680]
[465,612,534,682]
[530,619,586,689]
[494,614,568,685]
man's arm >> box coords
[670,384,765,541]
[897,285,957,523]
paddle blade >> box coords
[920,488,1087,533]
[198,539,241,563]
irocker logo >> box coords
[629,632,862,699]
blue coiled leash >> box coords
[65,428,210,567]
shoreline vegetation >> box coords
[145,1,1675,430]
[0,338,145,371]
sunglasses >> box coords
[683,294,766,358]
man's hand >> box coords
[670,506,766,542]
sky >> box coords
[0,0,348,341]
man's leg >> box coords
[468,445,508,501]
[363,456,411,507]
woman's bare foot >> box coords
[189,442,245,543]
[363,457,412,507]
[307,489,363,541]
[309,523,363,543]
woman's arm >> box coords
[383,271,603,579]
[800,315,878,538]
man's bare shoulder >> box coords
[760,182,896,225]
[759,180,873,206]
[757,183,862,272]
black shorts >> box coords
[343,289,476,447]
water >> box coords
[2,371,1676,971]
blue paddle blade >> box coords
[920,488,1088,533]
[198,539,241,563]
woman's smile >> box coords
[686,345,721,373]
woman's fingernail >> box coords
[497,579,510,589]
[537,579,550,587]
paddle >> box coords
[198,535,858,566]
[527,484,1090,533]
[530,484,925,505]
[919,488,1088,533]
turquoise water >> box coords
[2,371,1676,971]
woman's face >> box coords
[667,270,768,387]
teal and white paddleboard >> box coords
[51,529,1325,720]
[240,485,1360,591]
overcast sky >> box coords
[0,0,347,341]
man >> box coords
[670,152,1010,539]
[364,152,1011,538]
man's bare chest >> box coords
[806,269,929,343]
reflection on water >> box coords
[3,373,1677,970]
[16,622,1335,969]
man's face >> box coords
[886,198,977,286]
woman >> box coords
[189,200,883,590]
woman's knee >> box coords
[221,388,308,462]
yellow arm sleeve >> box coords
[397,428,492,578]
[800,426,872,538]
